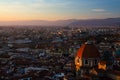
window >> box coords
[85,59,88,64]
[95,59,98,65]
[118,61,120,66]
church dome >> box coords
[76,42,100,58]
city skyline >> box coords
[0,0,120,21]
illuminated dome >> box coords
[76,42,99,58]
[75,42,100,75]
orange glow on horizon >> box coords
[0,15,79,21]
[0,15,61,21]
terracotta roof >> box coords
[108,70,120,76]
[76,42,99,58]
[115,58,120,61]
[99,60,106,65]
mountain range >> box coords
[0,18,120,27]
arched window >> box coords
[85,59,88,64]
[95,59,98,65]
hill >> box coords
[0,18,120,27]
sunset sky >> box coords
[0,0,120,21]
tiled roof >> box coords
[76,42,100,58]
[108,70,120,76]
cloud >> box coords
[91,8,112,16]
[92,9,106,12]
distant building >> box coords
[75,41,100,76]
[98,60,106,70]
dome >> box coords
[76,42,100,58]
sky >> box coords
[0,0,120,21]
